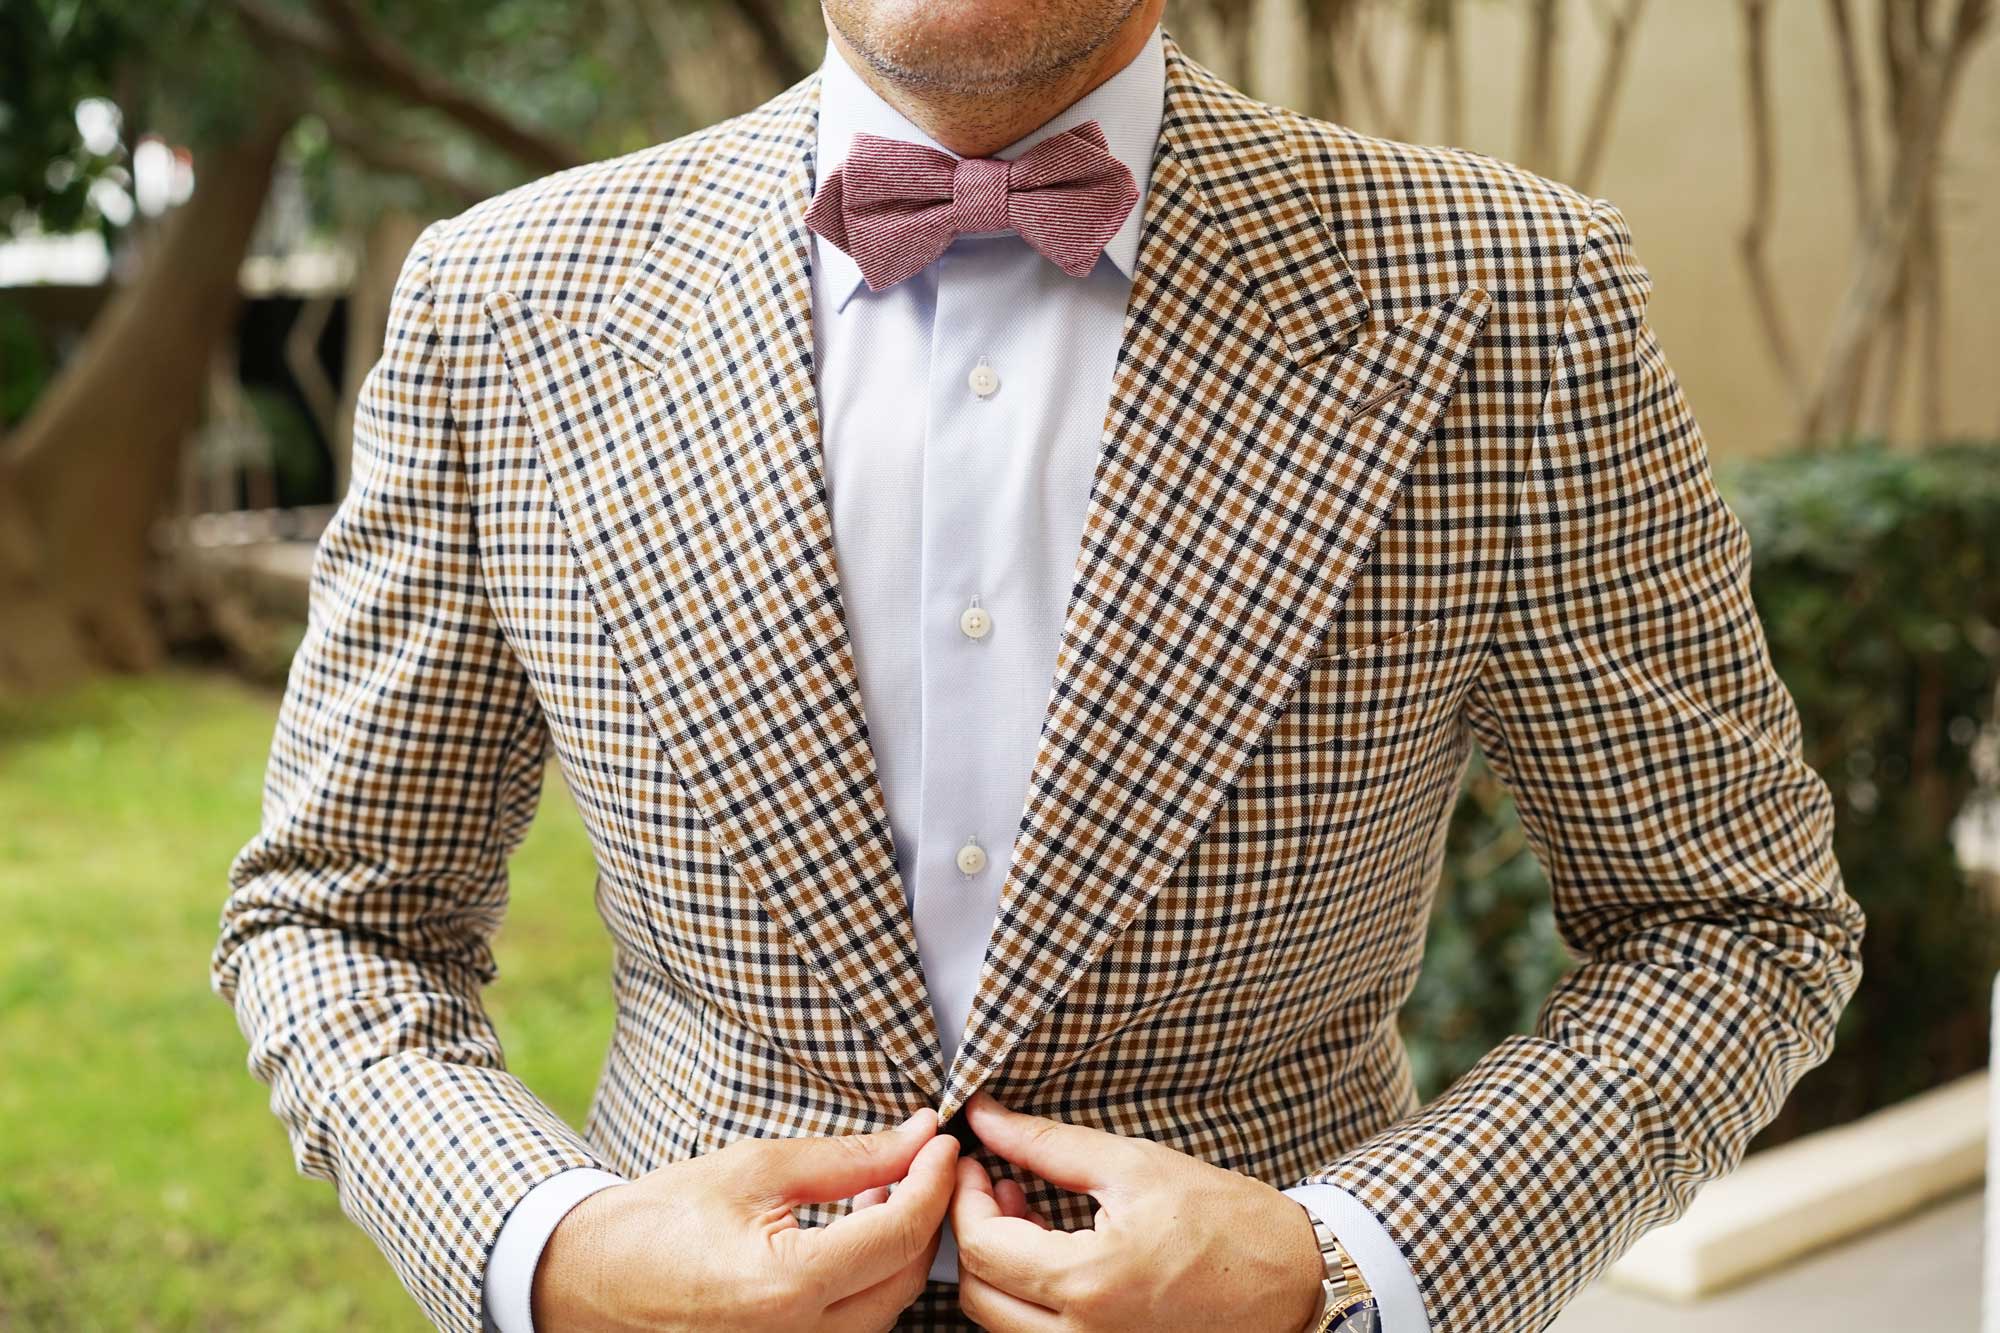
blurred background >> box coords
[1,0,1996,1328]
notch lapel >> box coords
[484,75,948,1101]
[937,37,1493,1117]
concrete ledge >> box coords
[1606,1069,1988,1300]
[178,540,318,619]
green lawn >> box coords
[0,672,615,1330]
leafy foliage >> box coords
[1730,441,2000,1136]
[1402,748,1571,1096]
[1,0,812,247]
[0,301,50,428]
[2,2,172,235]
[1406,441,2000,1142]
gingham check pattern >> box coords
[214,30,1863,1333]
[804,120,1139,290]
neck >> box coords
[824,7,1162,158]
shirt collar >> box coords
[812,22,1166,310]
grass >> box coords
[0,671,614,1330]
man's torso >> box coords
[422,32,1593,1321]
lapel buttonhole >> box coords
[1343,375,1416,424]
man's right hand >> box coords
[530,1107,959,1332]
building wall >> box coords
[1221,0,2000,457]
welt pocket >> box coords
[1264,614,1457,751]
[1306,614,1445,664]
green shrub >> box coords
[0,299,50,428]
[1406,441,2000,1143]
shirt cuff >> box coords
[483,1167,628,1333]
[1283,1182,1430,1333]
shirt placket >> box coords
[912,242,1017,1064]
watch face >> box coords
[1328,1297,1381,1333]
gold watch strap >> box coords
[1299,1203,1371,1333]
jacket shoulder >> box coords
[1273,107,1603,322]
[411,84,810,330]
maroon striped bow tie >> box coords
[805,120,1139,291]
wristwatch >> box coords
[1298,1202,1381,1333]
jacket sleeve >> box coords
[1297,198,1865,1332]
[211,222,607,1333]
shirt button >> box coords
[955,839,988,875]
[968,362,1000,398]
[959,604,992,639]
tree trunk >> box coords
[0,104,297,690]
[334,209,429,497]
[1302,0,1347,123]
[1518,0,1562,175]
[1798,0,1991,444]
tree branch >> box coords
[621,0,695,136]
[722,0,811,87]
[1352,3,1396,134]
[1439,0,1465,145]
[232,0,585,173]
[1301,0,1350,124]
[1825,0,1876,232]
[1736,0,1803,400]
[316,106,495,205]
[1800,0,1992,442]
[1914,188,1943,443]
[1519,0,1562,173]
[1569,0,1647,193]
[1394,2,1437,143]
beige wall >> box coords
[1212,0,2000,457]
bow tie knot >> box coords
[951,156,1013,234]
[806,120,1139,292]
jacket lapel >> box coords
[484,75,949,1102]
[937,37,1492,1116]
[481,35,1491,1121]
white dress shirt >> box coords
[484,25,1428,1332]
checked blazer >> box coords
[214,29,1863,1333]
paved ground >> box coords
[1551,1187,1982,1332]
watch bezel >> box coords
[1325,1293,1382,1331]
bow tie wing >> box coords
[810,133,961,290]
[803,121,1137,289]
[1004,121,1139,278]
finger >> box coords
[821,1228,940,1333]
[994,1176,1050,1229]
[851,1185,892,1209]
[962,1091,1133,1197]
[993,1175,1031,1218]
[951,1153,1001,1225]
[957,1270,1066,1333]
[747,1107,939,1206]
[949,1156,1086,1307]
[801,1130,959,1296]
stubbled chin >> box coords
[826,0,1104,93]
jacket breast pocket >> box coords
[1263,615,1457,752]
[1307,614,1444,666]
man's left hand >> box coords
[937,1091,1328,1332]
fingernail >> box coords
[900,1108,931,1132]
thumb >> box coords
[960,1092,1132,1197]
[745,1107,940,1206]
